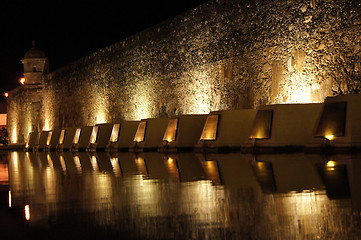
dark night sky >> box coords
[0,0,209,96]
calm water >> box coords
[1,151,361,239]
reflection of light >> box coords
[8,191,11,207]
[283,191,328,220]
[325,135,334,141]
[110,124,120,142]
[46,153,54,168]
[326,161,336,171]
[202,161,220,183]
[73,155,82,173]
[135,157,147,175]
[166,157,179,180]
[110,157,121,176]
[24,205,30,220]
[59,155,67,171]
[90,126,99,144]
[91,155,99,171]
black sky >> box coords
[0,0,209,95]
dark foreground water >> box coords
[1,151,361,240]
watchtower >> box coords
[21,41,48,85]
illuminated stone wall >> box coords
[7,85,43,143]
[8,0,361,142]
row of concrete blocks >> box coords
[25,94,361,153]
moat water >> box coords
[0,151,361,239]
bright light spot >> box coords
[8,191,11,208]
[24,205,30,220]
[90,126,99,144]
[110,124,120,142]
[168,157,174,163]
[326,161,336,168]
[20,77,26,85]
[325,135,334,141]
[4,92,8,98]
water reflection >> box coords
[4,152,361,239]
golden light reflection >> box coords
[134,121,146,143]
[59,155,67,172]
[110,124,120,142]
[283,191,328,222]
[135,157,148,176]
[46,153,54,168]
[163,118,178,142]
[326,161,336,171]
[110,157,121,176]
[200,115,218,140]
[73,155,82,173]
[166,157,179,180]
[201,161,221,184]
[91,155,99,172]
[90,126,99,144]
[8,190,11,207]
[24,205,30,220]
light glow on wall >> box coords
[110,124,120,142]
[73,128,81,144]
[134,121,146,142]
[200,115,218,140]
[273,73,326,104]
[163,118,178,142]
[90,126,99,144]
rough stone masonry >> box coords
[7,0,361,143]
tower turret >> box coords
[21,41,48,85]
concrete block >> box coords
[130,118,169,152]
[46,129,62,151]
[194,109,257,152]
[57,127,77,151]
[36,131,49,151]
[72,126,93,151]
[158,114,207,152]
[25,131,39,151]
[306,94,361,152]
[243,103,322,152]
[107,121,140,151]
[88,123,113,151]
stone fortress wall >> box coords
[8,0,361,143]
